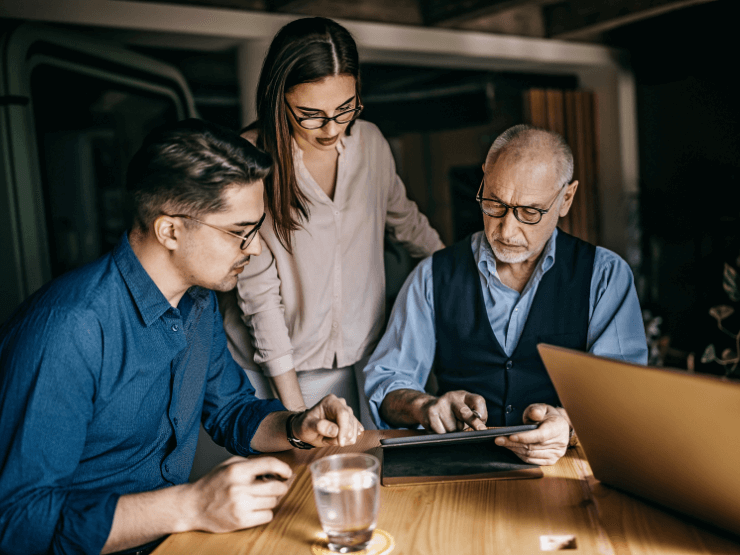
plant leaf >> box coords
[723,263,740,302]
[721,349,737,362]
[709,305,735,321]
[701,344,716,364]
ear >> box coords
[558,180,579,217]
[152,215,181,252]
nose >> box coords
[498,209,520,240]
[245,232,262,257]
[324,119,341,137]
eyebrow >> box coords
[296,95,356,113]
[487,192,545,209]
[232,219,261,227]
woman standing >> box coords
[220,17,444,426]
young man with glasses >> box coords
[0,119,362,555]
[364,124,647,466]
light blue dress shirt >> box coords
[364,229,648,429]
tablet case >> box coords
[381,439,543,486]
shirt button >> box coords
[505,405,514,414]
[334,210,340,216]
[505,360,513,370]
[171,324,179,332]
[164,464,169,472]
[173,417,179,426]
[332,322,338,328]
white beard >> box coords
[491,242,533,264]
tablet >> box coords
[379,424,538,448]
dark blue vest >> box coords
[432,230,595,426]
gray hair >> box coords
[486,124,574,187]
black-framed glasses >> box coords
[285,99,363,130]
[165,212,266,250]
[475,178,567,225]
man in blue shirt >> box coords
[0,119,361,555]
[364,124,647,466]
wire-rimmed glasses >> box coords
[165,212,266,250]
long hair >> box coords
[251,17,361,253]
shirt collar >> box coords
[113,232,178,327]
[476,227,559,282]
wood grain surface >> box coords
[152,430,740,555]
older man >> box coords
[364,124,647,466]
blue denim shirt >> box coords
[0,233,285,555]
[365,229,648,428]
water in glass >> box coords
[311,455,380,553]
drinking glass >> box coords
[309,453,381,553]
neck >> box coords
[495,256,541,293]
[129,229,190,307]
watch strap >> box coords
[286,411,314,450]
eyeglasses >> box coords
[475,178,567,225]
[165,212,266,250]
[285,99,363,130]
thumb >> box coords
[524,403,548,422]
[316,419,339,439]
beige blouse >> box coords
[220,120,444,377]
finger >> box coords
[315,418,339,440]
[435,405,459,432]
[238,492,283,510]
[426,410,449,434]
[228,457,292,482]
[333,406,358,447]
[248,480,290,497]
[467,395,488,426]
[455,404,487,431]
[242,509,275,528]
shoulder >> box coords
[400,254,434,304]
[434,233,477,264]
[591,246,636,287]
[5,253,125,340]
[348,120,389,151]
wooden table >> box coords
[153,430,740,555]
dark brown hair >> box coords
[128,118,272,232]
[251,17,361,253]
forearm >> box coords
[102,485,195,554]
[379,388,436,428]
[269,370,307,411]
[249,410,293,453]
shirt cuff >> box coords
[52,489,120,555]
[262,354,295,377]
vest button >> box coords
[505,405,514,414]
[505,360,513,370]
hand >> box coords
[417,390,488,433]
[186,456,291,533]
[494,404,570,465]
[293,394,363,447]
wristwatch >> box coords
[286,411,314,450]
[567,425,578,448]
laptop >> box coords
[538,344,740,536]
